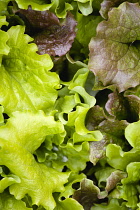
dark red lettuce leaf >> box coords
[17,7,60,29]
[17,8,77,56]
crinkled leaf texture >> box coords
[0,111,70,209]
[1,25,60,115]
[14,0,94,17]
[35,68,102,172]
[100,0,140,19]
[74,0,94,16]
[89,2,140,92]
[17,8,77,56]
[15,0,73,18]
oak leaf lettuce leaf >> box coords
[89,2,140,92]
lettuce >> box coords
[89,2,140,92]
[1,1,140,210]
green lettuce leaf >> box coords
[54,196,83,210]
[89,2,140,92]
[0,0,9,15]
[15,0,73,18]
[74,0,94,16]
[75,12,102,56]
[125,120,140,149]
[0,106,4,125]
[1,25,60,114]
[116,184,139,209]
[106,144,140,170]
[37,138,90,172]
[0,16,8,28]
[0,111,69,209]
[0,17,9,64]
[0,166,20,193]
[0,192,32,210]
[91,198,128,210]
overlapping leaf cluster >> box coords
[1,0,140,210]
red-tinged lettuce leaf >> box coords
[105,170,127,192]
[95,167,127,192]
[113,162,140,209]
[73,171,126,210]
[34,12,77,56]
[100,0,140,19]
[17,7,60,30]
[17,8,77,56]
[73,178,102,210]
[105,91,129,120]
[86,105,128,165]
[88,2,140,92]
[124,85,140,118]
